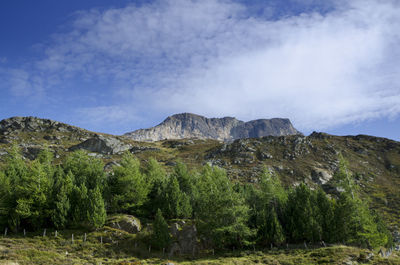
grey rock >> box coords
[125,113,301,142]
[311,168,333,185]
[104,161,120,172]
[170,223,180,238]
[169,222,197,255]
[130,146,160,154]
[69,135,131,155]
[21,146,43,160]
[0,116,88,135]
[107,215,141,234]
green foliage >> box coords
[161,175,192,219]
[87,186,106,228]
[260,206,285,245]
[151,209,171,250]
[286,183,320,242]
[315,188,335,242]
[143,158,167,217]
[63,150,105,191]
[193,165,254,249]
[107,152,150,213]
[51,167,73,229]
[0,146,392,251]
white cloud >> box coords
[6,0,400,133]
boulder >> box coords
[311,168,333,185]
[178,224,197,254]
[69,135,131,155]
[106,215,141,234]
[169,222,197,255]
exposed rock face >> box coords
[0,116,86,134]
[106,215,141,234]
[124,113,301,142]
[69,135,131,155]
[311,168,333,185]
[169,221,197,255]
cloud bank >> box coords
[6,0,400,133]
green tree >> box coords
[161,175,192,219]
[64,150,105,191]
[315,188,335,242]
[151,209,171,250]
[107,152,150,213]
[0,146,28,231]
[172,162,194,195]
[193,165,253,249]
[286,183,320,243]
[87,186,106,228]
[70,184,89,225]
[143,158,167,217]
[51,167,73,229]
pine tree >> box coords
[108,152,150,213]
[194,165,253,249]
[152,209,171,250]
[87,186,106,228]
[64,150,105,191]
[162,175,192,219]
[143,158,167,217]
[286,183,320,243]
[51,167,73,229]
[263,206,285,245]
[315,188,335,242]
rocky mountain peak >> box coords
[0,116,85,135]
[124,113,301,142]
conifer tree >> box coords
[87,186,106,228]
[194,165,253,249]
[143,158,167,217]
[51,167,73,229]
[286,183,320,242]
[152,209,171,250]
[260,206,285,245]
[162,175,192,218]
[107,153,150,213]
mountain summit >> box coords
[124,113,301,142]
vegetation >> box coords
[0,147,393,252]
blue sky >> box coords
[0,0,399,141]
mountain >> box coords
[124,113,302,141]
[0,116,399,230]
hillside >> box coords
[124,113,301,141]
[0,115,400,265]
[0,116,399,229]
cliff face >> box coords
[124,113,301,142]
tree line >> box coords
[0,147,392,250]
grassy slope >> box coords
[1,230,399,264]
[1,130,399,228]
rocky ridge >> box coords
[0,115,399,232]
[124,113,301,142]
[0,116,89,135]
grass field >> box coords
[0,229,399,265]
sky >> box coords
[0,0,399,140]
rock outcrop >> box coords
[124,113,301,142]
[69,135,131,155]
[106,215,141,234]
[0,116,87,135]
[169,221,198,256]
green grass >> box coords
[1,232,400,265]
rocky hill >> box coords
[124,113,301,142]
[0,115,399,232]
